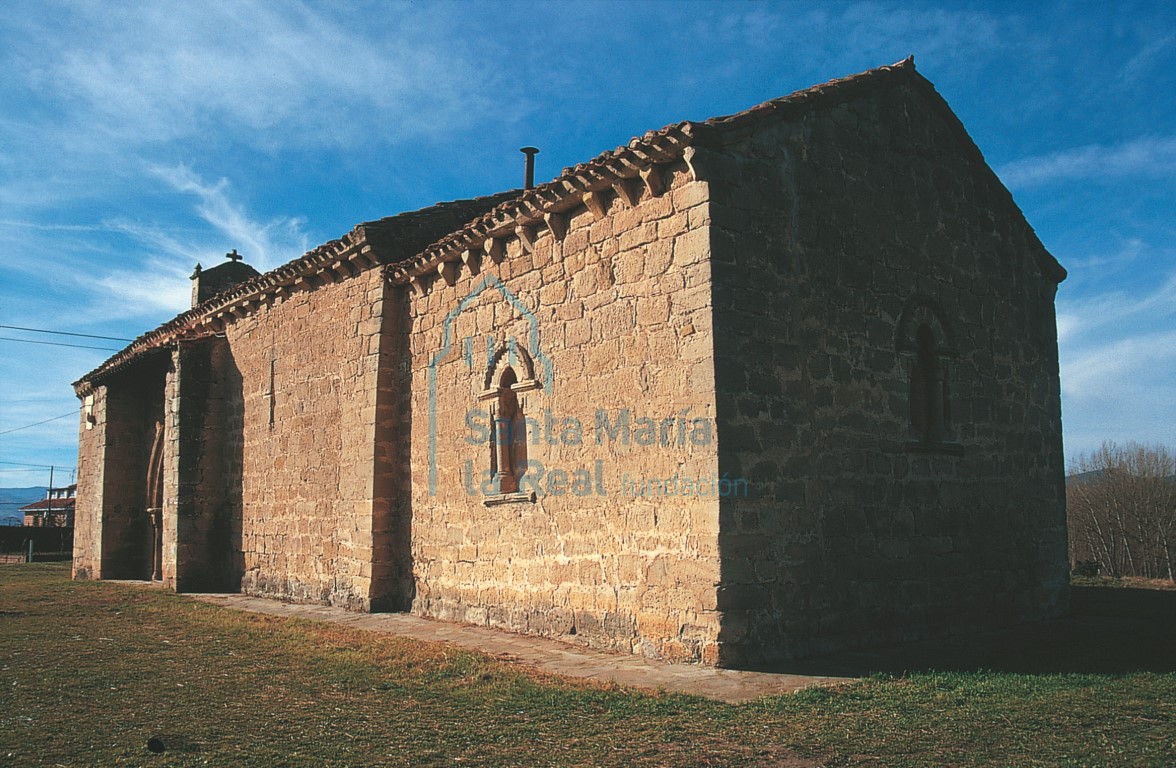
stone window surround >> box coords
[896,295,964,456]
[475,345,542,506]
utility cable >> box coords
[0,337,121,352]
[0,411,77,436]
[0,324,133,342]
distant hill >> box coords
[0,487,48,525]
[1065,470,1106,486]
[1066,470,1176,486]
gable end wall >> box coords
[706,80,1068,665]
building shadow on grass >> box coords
[761,586,1176,677]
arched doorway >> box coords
[144,421,165,581]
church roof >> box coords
[75,57,1062,395]
[388,56,1063,288]
[74,191,519,392]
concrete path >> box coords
[187,592,852,703]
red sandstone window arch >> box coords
[490,365,526,493]
[478,343,542,499]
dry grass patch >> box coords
[1,564,1174,767]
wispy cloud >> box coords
[1062,329,1176,398]
[1120,32,1175,86]
[999,136,1176,188]
[1057,237,1145,275]
[1057,236,1176,456]
[0,221,113,234]
[146,165,309,272]
[685,2,1020,80]
[1,168,308,321]
[11,1,500,152]
[93,260,196,317]
[76,166,313,317]
[1060,323,1176,459]
[1056,254,1176,346]
[0,0,517,226]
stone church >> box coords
[72,59,1069,667]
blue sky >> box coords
[1,0,1173,487]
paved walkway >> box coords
[188,592,852,703]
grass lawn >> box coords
[1,564,1173,767]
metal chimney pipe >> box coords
[520,146,539,189]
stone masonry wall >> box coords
[71,196,515,599]
[707,79,1068,665]
[109,363,167,581]
[160,338,243,592]
[370,282,414,611]
[72,386,106,580]
[224,267,387,610]
[408,165,724,662]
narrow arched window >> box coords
[492,365,528,493]
[477,342,543,502]
[896,296,959,452]
[145,420,166,581]
[911,324,946,443]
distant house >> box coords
[21,485,77,527]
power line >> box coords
[0,411,77,435]
[3,398,77,404]
[0,460,76,469]
[0,337,121,352]
[0,324,134,342]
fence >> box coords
[0,526,74,563]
